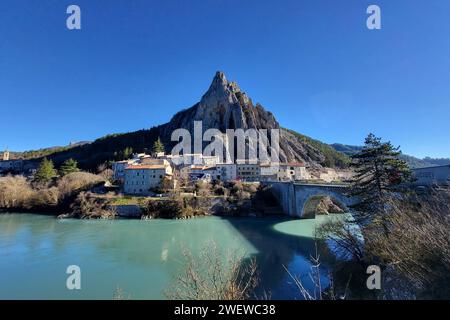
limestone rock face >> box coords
[160,72,279,134]
[316,196,345,215]
[158,71,340,166]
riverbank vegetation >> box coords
[166,243,259,300]
[68,191,117,219]
[315,134,450,299]
[139,180,282,220]
[142,197,208,219]
[0,158,107,215]
[0,159,282,220]
[317,189,450,299]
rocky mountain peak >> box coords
[209,71,228,89]
[40,71,349,170]
[157,71,346,167]
[202,71,244,103]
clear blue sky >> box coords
[1,0,449,158]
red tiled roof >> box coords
[125,165,167,170]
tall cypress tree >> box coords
[349,133,413,222]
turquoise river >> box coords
[0,213,342,300]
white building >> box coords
[259,162,308,181]
[236,163,261,181]
[278,163,308,181]
[180,165,217,181]
[112,154,171,183]
[319,168,340,183]
[112,159,138,182]
[412,165,450,186]
[140,158,171,166]
[216,163,237,181]
[166,153,219,167]
[2,150,10,161]
[124,164,173,195]
[259,163,278,181]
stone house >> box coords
[123,164,173,195]
[236,163,261,181]
[277,163,308,181]
[412,165,450,186]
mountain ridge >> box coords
[331,143,450,169]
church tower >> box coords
[2,149,10,161]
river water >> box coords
[0,213,341,300]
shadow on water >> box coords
[218,215,338,300]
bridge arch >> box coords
[302,194,348,219]
[268,182,355,219]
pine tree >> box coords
[59,158,79,176]
[349,133,413,222]
[152,138,165,154]
[34,158,57,183]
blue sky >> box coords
[0,0,449,158]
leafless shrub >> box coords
[166,242,259,300]
[316,218,364,262]
[112,287,131,300]
[318,189,450,299]
[143,197,207,219]
[213,184,228,196]
[97,163,107,174]
[283,244,350,300]
[243,183,258,194]
[57,172,104,199]
[70,191,116,219]
[99,169,113,182]
[0,175,34,209]
[364,190,450,298]
[195,181,211,197]
[229,181,244,195]
[29,187,59,208]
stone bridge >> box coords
[267,182,356,219]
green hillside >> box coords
[284,129,350,168]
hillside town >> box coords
[110,150,353,196]
[2,147,450,198]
